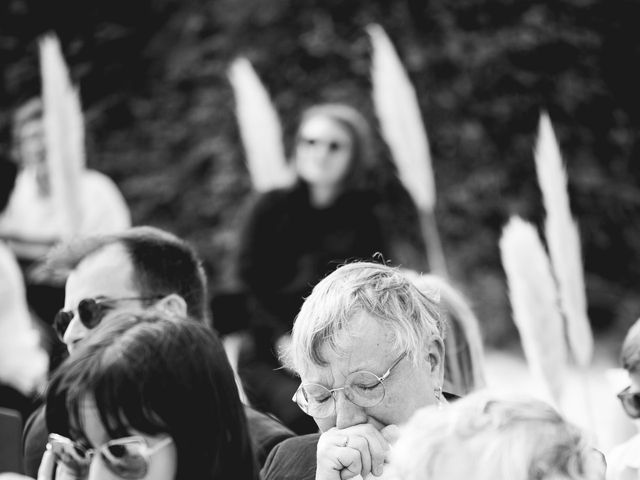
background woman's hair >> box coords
[46,311,259,480]
[403,270,487,396]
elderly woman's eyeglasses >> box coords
[618,386,640,418]
[292,352,407,418]
[53,296,163,341]
[48,433,173,480]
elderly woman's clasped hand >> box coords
[316,424,400,480]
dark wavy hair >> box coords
[46,311,258,480]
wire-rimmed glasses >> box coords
[292,352,407,418]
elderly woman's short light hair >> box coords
[285,261,443,375]
[389,391,605,480]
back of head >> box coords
[287,261,443,376]
[390,391,604,480]
[41,226,209,323]
[46,310,258,480]
[621,318,640,374]
[296,103,377,190]
[402,270,487,395]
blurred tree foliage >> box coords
[2,0,640,347]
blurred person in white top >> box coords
[0,97,130,261]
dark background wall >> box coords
[2,0,640,347]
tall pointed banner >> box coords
[39,34,84,237]
[500,216,568,405]
[368,24,448,278]
[228,57,294,192]
[535,113,593,368]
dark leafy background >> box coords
[2,0,640,347]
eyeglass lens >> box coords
[297,370,385,417]
[53,299,105,340]
[299,137,344,153]
[619,388,640,418]
[101,441,149,479]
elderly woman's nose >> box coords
[335,393,368,429]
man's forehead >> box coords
[65,243,137,301]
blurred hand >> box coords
[315,424,390,480]
[36,449,82,480]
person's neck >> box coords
[308,184,340,208]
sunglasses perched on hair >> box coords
[297,136,348,153]
[48,433,173,480]
[53,296,163,341]
[617,386,640,418]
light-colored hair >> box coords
[284,261,443,375]
[402,270,487,395]
[390,391,604,480]
[621,317,640,373]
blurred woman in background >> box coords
[41,311,258,480]
[237,103,390,434]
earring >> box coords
[434,385,444,407]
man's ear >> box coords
[155,293,188,317]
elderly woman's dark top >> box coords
[237,181,388,361]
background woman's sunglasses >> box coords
[48,433,173,480]
[53,296,162,341]
[617,386,640,418]
[297,136,347,153]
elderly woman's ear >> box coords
[427,336,445,386]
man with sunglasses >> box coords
[262,262,451,480]
[608,318,640,480]
[22,226,293,477]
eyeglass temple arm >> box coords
[380,352,407,382]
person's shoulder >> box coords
[248,184,305,217]
[81,170,121,191]
[22,404,48,478]
[243,406,295,466]
[261,433,320,480]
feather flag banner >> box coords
[368,24,434,212]
[368,24,448,277]
[39,34,84,237]
[228,57,294,192]
[500,216,568,405]
[534,113,593,368]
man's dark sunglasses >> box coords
[617,386,640,419]
[53,296,163,341]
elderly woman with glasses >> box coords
[236,104,391,435]
[607,318,640,480]
[262,261,448,480]
[38,310,258,480]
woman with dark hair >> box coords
[236,103,390,434]
[40,311,258,480]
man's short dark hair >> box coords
[41,226,210,323]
